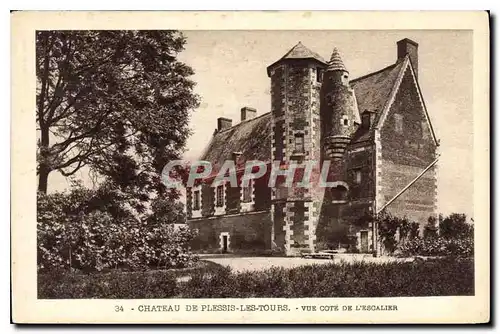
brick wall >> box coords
[345,145,375,200]
[378,67,438,230]
[188,211,272,253]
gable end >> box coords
[376,55,439,146]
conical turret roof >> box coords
[327,47,348,72]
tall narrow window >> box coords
[353,169,362,185]
[394,114,403,133]
[242,179,253,203]
[216,185,224,207]
[316,67,323,83]
[193,190,200,210]
[294,134,305,153]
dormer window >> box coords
[362,113,371,128]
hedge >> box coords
[39,258,474,298]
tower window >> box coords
[353,169,362,184]
[394,114,403,133]
[294,133,305,153]
[216,185,224,207]
[193,190,200,210]
[341,115,349,126]
[316,67,323,82]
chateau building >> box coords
[186,38,439,255]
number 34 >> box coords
[115,305,124,312]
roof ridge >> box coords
[349,61,400,84]
[215,112,271,134]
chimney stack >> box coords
[241,107,257,121]
[217,117,232,131]
[397,38,418,79]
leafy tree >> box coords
[439,213,473,239]
[36,30,199,202]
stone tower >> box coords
[267,42,327,255]
[320,48,360,161]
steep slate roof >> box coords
[267,42,327,76]
[199,48,412,163]
[349,59,406,143]
[280,42,326,63]
[200,113,272,171]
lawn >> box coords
[38,257,474,299]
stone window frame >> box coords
[341,115,350,127]
[294,133,305,153]
[193,190,201,210]
[315,67,323,83]
[219,232,231,252]
[329,181,350,204]
[216,184,224,207]
[242,179,253,203]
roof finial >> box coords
[327,47,348,72]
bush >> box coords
[39,270,178,299]
[376,212,420,254]
[439,213,473,239]
[400,237,473,258]
[37,187,198,273]
[39,258,474,298]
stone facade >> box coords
[189,211,272,252]
[186,38,439,256]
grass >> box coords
[38,257,474,299]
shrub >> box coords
[400,236,473,258]
[376,212,420,254]
[39,258,474,298]
[439,213,473,239]
[39,268,179,299]
[37,188,198,273]
[424,216,439,239]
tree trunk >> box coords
[38,126,50,193]
[38,165,49,193]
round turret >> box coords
[320,47,360,161]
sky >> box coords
[177,30,473,217]
[47,29,473,218]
